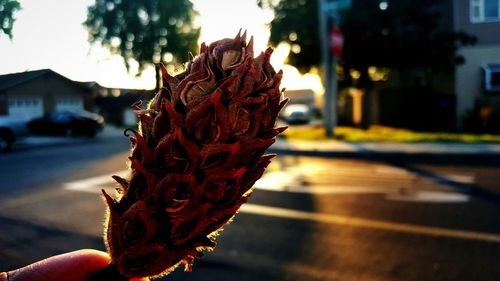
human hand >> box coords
[0,249,148,281]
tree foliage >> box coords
[85,0,200,72]
[258,0,320,72]
[341,0,475,72]
[0,0,21,39]
[259,0,475,74]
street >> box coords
[0,132,499,280]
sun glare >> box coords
[0,0,322,95]
[271,43,323,97]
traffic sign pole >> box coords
[319,0,350,138]
[318,0,334,137]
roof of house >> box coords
[0,69,91,92]
[0,69,51,92]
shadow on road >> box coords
[0,215,106,271]
[160,157,320,280]
[391,161,500,206]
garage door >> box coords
[55,98,83,112]
[8,97,44,119]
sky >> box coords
[0,0,322,93]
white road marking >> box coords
[375,166,413,176]
[64,170,129,193]
[64,170,399,196]
[375,164,476,184]
[64,169,472,202]
[63,172,495,242]
[386,191,469,203]
[375,166,476,184]
[287,185,398,194]
[240,204,500,243]
[441,173,476,184]
[253,170,470,202]
[251,171,404,195]
[253,171,297,191]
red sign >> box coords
[330,26,344,58]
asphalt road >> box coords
[0,133,499,280]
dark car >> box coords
[0,117,30,151]
[28,111,105,137]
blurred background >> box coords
[0,0,500,280]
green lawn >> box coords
[280,125,500,143]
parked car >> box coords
[280,104,311,124]
[0,116,30,151]
[28,111,105,137]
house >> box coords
[0,69,95,120]
[283,89,316,109]
[95,88,154,126]
[352,0,500,132]
[454,0,500,132]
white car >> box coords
[281,104,311,124]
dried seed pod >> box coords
[103,31,287,278]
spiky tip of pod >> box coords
[103,30,288,278]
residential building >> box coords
[283,89,316,109]
[0,69,96,120]
[356,0,500,132]
[95,89,153,126]
[454,0,500,131]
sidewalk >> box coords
[270,138,500,158]
[11,126,500,158]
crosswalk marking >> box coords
[64,166,474,199]
[62,171,495,242]
[63,170,407,195]
[63,174,493,242]
[254,169,471,201]
[64,170,129,193]
[386,190,469,203]
[375,165,413,176]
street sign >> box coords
[330,26,344,58]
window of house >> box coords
[471,0,500,22]
[482,64,500,92]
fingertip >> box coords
[76,249,110,259]
[7,249,112,281]
[73,249,111,269]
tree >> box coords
[85,0,200,89]
[341,0,475,80]
[258,0,320,72]
[259,0,476,83]
[260,0,477,132]
[0,0,21,39]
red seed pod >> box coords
[102,31,288,278]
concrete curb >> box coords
[269,139,500,160]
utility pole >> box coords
[318,0,333,137]
[318,0,350,138]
